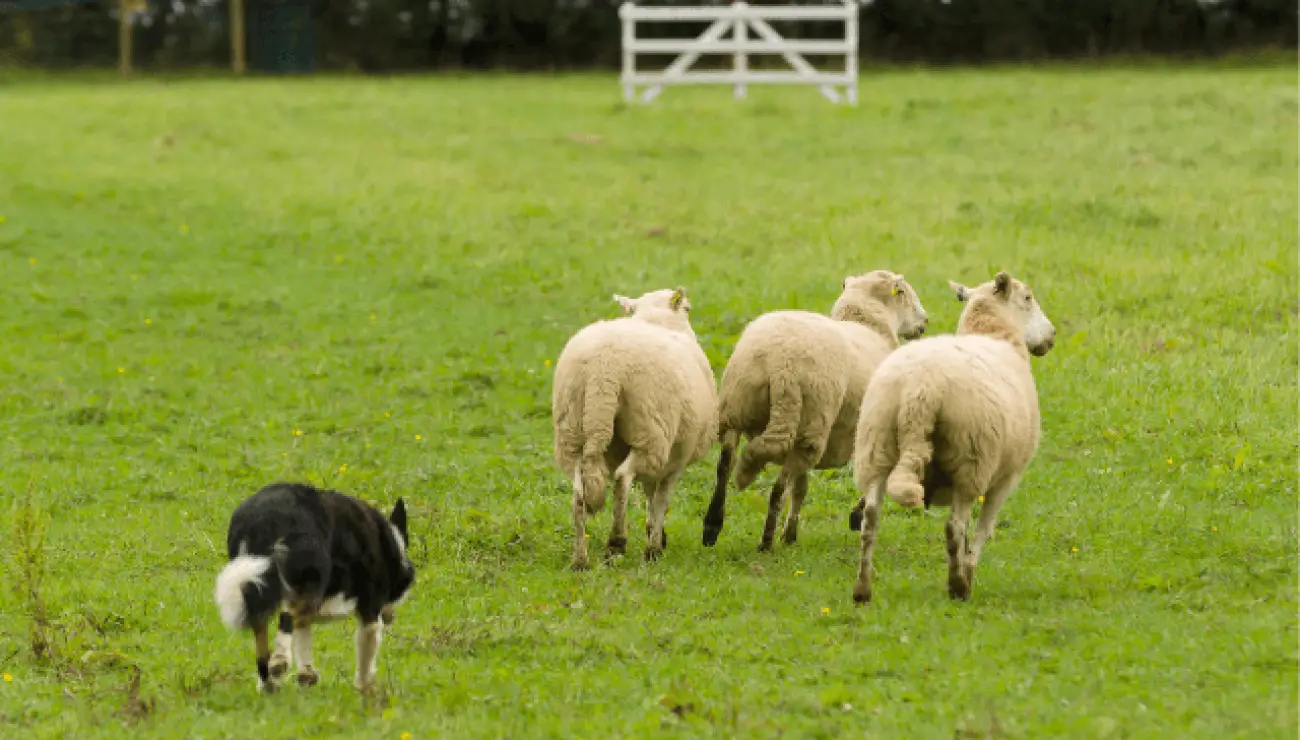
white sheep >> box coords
[552,287,717,570]
[850,270,1056,604]
[701,270,928,551]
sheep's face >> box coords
[612,287,694,334]
[840,271,928,339]
[950,272,1056,356]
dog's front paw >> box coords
[296,667,320,687]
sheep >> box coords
[849,270,1056,604]
[552,286,717,570]
[701,270,929,552]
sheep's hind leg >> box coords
[757,472,788,552]
[701,440,735,547]
[945,493,977,601]
[644,473,678,562]
[605,455,636,560]
[851,478,885,604]
[780,471,810,545]
[570,468,591,571]
[964,474,1019,589]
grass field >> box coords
[0,64,1296,738]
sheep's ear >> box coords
[613,294,635,314]
[390,498,408,543]
[670,286,688,311]
[993,272,1011,295]
[948,280,969,302]
[842,276,850,290]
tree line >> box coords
[1,0,1294,72]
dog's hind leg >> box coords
[268,611,293,682]
[354,618,384,691]
[292,613,320,687]
[253,617,276,694]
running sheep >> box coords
[551,287,717,570]
[701,270,928,551]
[850,271,1056,604]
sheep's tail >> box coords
[214,554,282,630]
[734,373,800,490]
[577,371,620,514]
[701,427,739,546]
[885,381,939,508]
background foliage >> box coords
[0,0,1296,72]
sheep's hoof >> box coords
[852,583,872,605]
[756,540,773,553]
[296,668,320,687]
[780,525,798,545]
[848,507,864,532]
[643,545,663,562]
[947,575,971,601]
[605,536,627,557]
[701,521,722,547]
[571,557,590,572]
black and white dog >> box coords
[213,482,415,693]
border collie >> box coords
[213,482,415,693]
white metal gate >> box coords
[619,1,858,105]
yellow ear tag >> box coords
[891,287,899,296]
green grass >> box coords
[0,66,1295,738]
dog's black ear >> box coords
[390,498,408,542]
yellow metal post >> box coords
[230,0,246,74]
[118,0,132,74]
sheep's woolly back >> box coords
[853,333,1041,508]
[717,313,897,488]
[552,307,716,513]
[714,270,927,489]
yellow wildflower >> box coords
[145,318,152,325]
[544,359,552,367]
[794,570,805,576]
[401,733,412,740]
[1166,458,1173,465]
[117,367,125,373]
[3,672,11,682]
[294,429,304,436]
[415,434,423,441]
[1071,546,1079,553]
[339,464,348,473]
[1211,526,1218,533]
[820,607,831,615]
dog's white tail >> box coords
[213,555,274,629]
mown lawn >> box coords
[0,64,1295,738]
